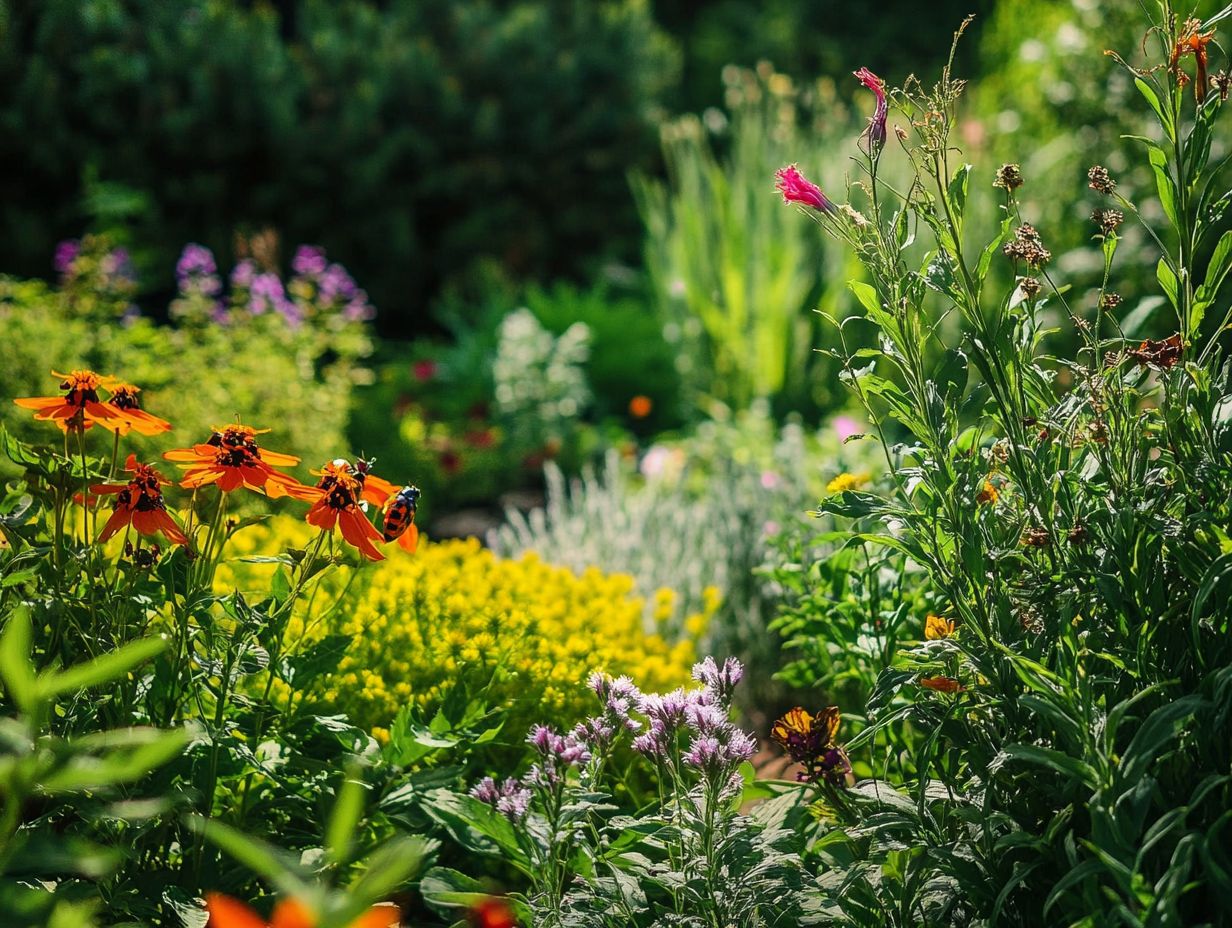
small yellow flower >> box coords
[924,614,955,640]
[826,472,868,494]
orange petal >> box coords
[97,506,133,542]
[122,408,173,436]
[258,449,300,467]
[340,510,384,561]
[164,448,209,463]
[269,898,315,928]
[350,904,401,928]
[12,397,62,411]
[305,501,337,530]
[361,475,398,505]
[206,893,269,928]
[396,523,419,554]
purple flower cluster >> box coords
[525,724,592,789]
[54,240,81,276]
[692,657,743,705]
[290,245,375,322]
[176,243,222,298]
[248,272,300,324]
[470,776,532,822]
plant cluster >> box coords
[771,3,1232,923]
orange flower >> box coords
[975,480,998,505]
[204,893,399,928]
[14,369,130,433]
[918,675,964,693]
[92,454,189,547]
[628,395,653,419]
[924,614,955,640]
[164,424,310,498]
[469,897,518,928]
[1172,18,1215,102]
[107,382,172,436]
[303,460,386,561]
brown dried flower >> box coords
[994,163,1024,190]
[1003,223,1052,268]
[1018,276,1042,298]
[1092,207,1124,235]
[1127,334,1184,370]
[1088,165,1117,195]
[1213,70,1232,102]
[1100,292,1123,311]
[1022,526,1051,548]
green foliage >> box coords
[0,0,677,328]
[781,5,1232,923]
[634,64,857,417]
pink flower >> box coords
[774,165,834,213]
[833,415,863,441]
[413,359,438,382]
[760,470,780,490]
[854,67,888,152]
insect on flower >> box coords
[771,706,851,786]
[107,382,172,435]
[164,424,311,499]
[204,893,399,928]
[92,455,189,547]
[14,369,133,433]
[304,459,387,561]
[379,485,422,553]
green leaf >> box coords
[1157,257,1179,311]
[1002,743,1098,790]
[419,866,491,913]
[185,815,310,900]
[0,607,38,712]
[39,636,166,700]
[325,770,368,866]
[1135,78,1173,139]
[1149,146,1179,230]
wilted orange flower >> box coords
[628,395,653,419]
[107,382,172,436]
[1171,18,1215,102]
[164,424,309,498]
[204,893,399,928]
[469,897,518,928]
[919,675,964,693]
[92,454,189,547]
[924,614,955,640]
[303,459,386,561]
[1127,334,1183,370]
[13,369,131,433]
[976,480,998,505]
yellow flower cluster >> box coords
[217,518,706,740]
[826,471,870,494]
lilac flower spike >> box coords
[854,67,888,153]
[470,776,531,821]
[692,657,744,705]
[774,165,835,213]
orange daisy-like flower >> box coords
[164,424,310,498]
[204,893,399,928]
[107,382,172,436]
[919,675,964,693]
[924,614,955,640]
[13,369,130,433]
[92,454,189,547]
[303,459,386,561]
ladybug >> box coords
[382,485,421,553]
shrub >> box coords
[0,0,677,327]
[223,520,705,742]
[492,406,882,707]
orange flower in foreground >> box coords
[92,454,189,546]
[919,675,964,694]
[14,369,130,433]
[303,459,386,561]
[204,893,399,928]
[469,897,519,928]
[107,382,172,436]
[924,614,955,640]
[164,424,310,498]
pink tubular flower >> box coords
[774,165,834,213]
[854,67,888,152]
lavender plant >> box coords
[422,658,806,927]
